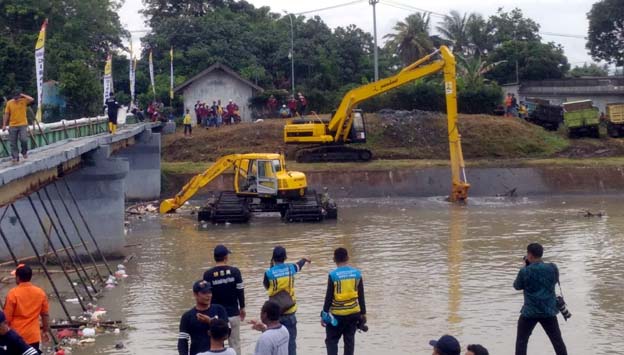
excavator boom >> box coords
[160,154,240,213]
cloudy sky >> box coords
[120,0,596,66]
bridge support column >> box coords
[60,146,129,258]
[118,130,161,201]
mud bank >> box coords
[162,165,624,198]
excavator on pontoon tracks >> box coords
[283,45,470,202]
[159,153,337,223]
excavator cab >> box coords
[348,110,367,143]
[237,159,280,196]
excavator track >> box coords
[198,191,251,223]
[295,145,372,163]
[283,190,324,222]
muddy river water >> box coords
[69,195,623,355]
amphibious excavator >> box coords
[283,45,470,202]
[159,153,337,223]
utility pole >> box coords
[369,0,380,81]
[284,11,295,96]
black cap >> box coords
[192,280,211,293]
[0,310,5,323]
[429,335,461,355]
[214,245,231,258]
[272,246,287,260]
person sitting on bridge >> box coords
[2,91,34,163]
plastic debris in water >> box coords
[82,328,96,337]
[113,328,121,335]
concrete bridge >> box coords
[0,118,162,262]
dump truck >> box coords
[160,153,337,223]
[606,103,624,137]
[526,99,563,131]
[562,100,603,138]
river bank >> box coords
[162,157,624,198]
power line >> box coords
[381,0,588,40]
[295,0,365,15]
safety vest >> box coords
[329,266,361,316]
[265,263,298,314]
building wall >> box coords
[181,70,255,124]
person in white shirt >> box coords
[196,319,236,355]
[249,301,289,355]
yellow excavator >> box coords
[159,153,337,223]
[284,46,470,202]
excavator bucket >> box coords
[160,198,177,214]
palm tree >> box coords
[436,10,471,54]
[384,12,434,66]
[457,55,506,86]
[464,14,492,56]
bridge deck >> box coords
[0,123,155,205]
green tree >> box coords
[487,41,569,84]
[587,0,624,66]
[457,55,506,86]
[465,14,492,56]
[569,63,609,77]
[487,8,541,43]
[0,0,126,118]
[384,12,433,65]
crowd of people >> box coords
[0,240,568,355]
[266,93,307,119]
[192,100,241,129]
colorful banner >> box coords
[149,50,155,98]
[103,54,113,107]
[169,47,174,100]
[35,19,48,122]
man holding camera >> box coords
[514,243,567,355]
[321,248,366,355]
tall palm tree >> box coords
[436,10,471,54]
[384,12,433,66]
[465,14,492,56]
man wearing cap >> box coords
[3,265,49,353]
[0,310,38,355]
[178,280,229,355]
[203,245,245,355]
[430,334,461,355]
[263,246,311,355]
[2,92,34,163]
[322,248,366,355]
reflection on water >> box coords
[73,195,624,355]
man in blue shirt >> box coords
[178,280,229,355]
[513,243,567,355]
[263,246,311,355]
[0,310,37,355]
[322,248,366,355]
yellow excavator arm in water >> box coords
[160,154,240,213]
[283,45,470,201]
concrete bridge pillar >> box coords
[118,130,161,201]
[0,145,128,262]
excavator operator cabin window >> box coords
[272,159,282,173]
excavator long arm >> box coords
[329,48,449,141]
[159,155,240,213]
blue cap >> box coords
[429,335,460,355]
[214,245,231,258]
[0,310,6,323]
[192,280,212,294]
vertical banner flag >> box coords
[129,43,136,109]
[103,54,113,107]
[169,47,174,101]
[35,19,48,122]
[149,50,155,98]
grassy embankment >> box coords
[162,112,624,176]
